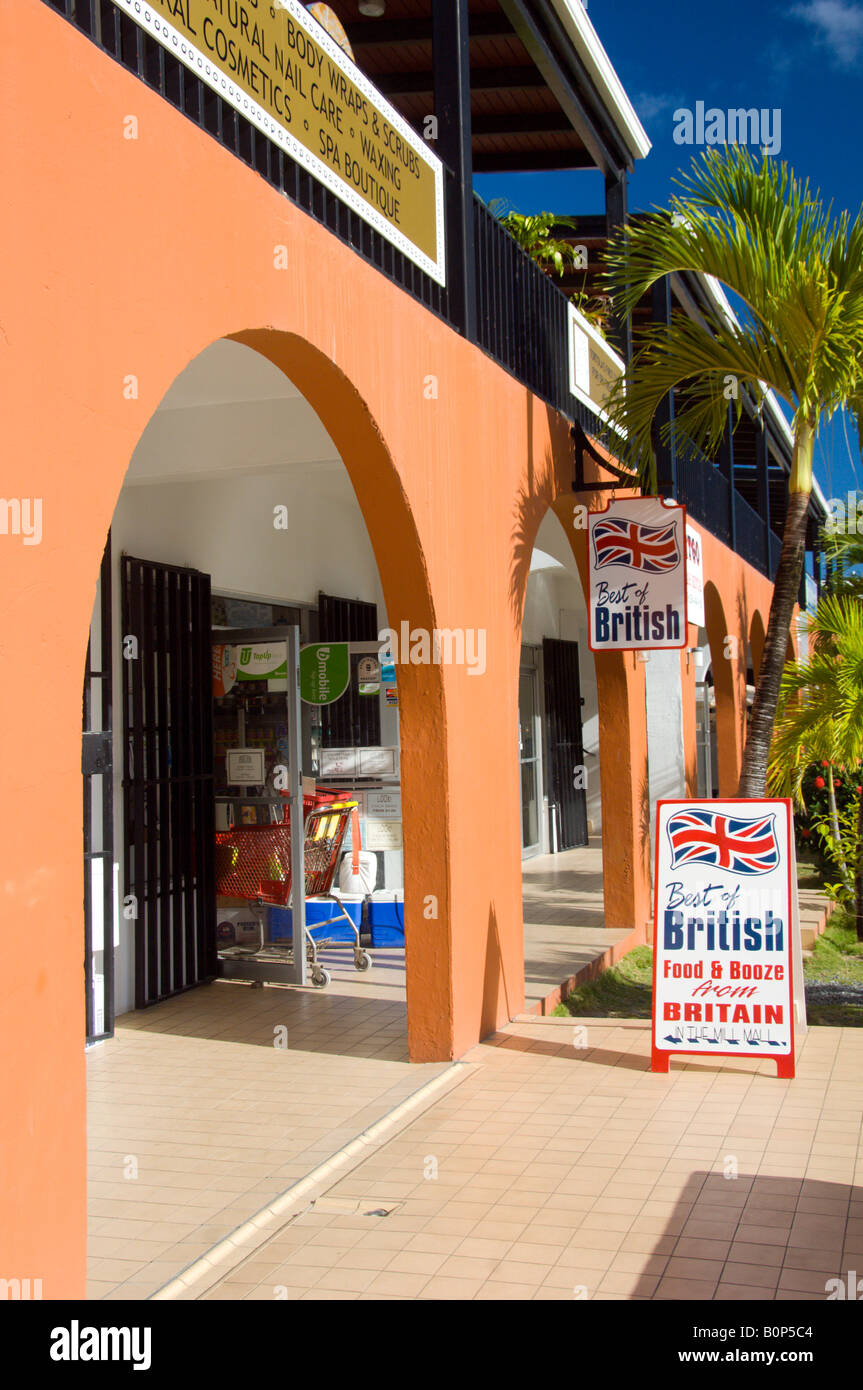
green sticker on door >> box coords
[299,643,350,705]
[236,642,287,681]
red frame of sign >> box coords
[651,797,795,1079]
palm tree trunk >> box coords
[826,766,851,884]
[737,491,812,796]
[856,790,863,943]
[738,421,815,799]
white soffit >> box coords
[529,547,567,572]
[126,339,343,485]
[157,339,302,411]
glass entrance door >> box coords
[519,665,541,855]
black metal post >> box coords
[649,275,676,497]
[756,424,772,574]
[432,0,477,341]
[719,402,736,552]
[605,169,631,362]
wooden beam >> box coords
[496,0,624,177]
[346,13,516,48]
[376,66,547,97]
[472,149,594,172]
[470,111,572,136]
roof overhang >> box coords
[345,0,649,177]
[548,0,651,163]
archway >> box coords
[517,509,608,1008]
[750,610,767,683]
[507,462,653,1012]
[704,580,746,795]
[81,334,458,1299]
[87,332,448,1057]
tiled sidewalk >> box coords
[86,956,448,1300]
[199,1018,863,1301]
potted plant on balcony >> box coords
[495,209,580,278]
[602,145,863,797]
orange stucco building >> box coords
[1,0,820,1299]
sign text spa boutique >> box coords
[125,0,445,280]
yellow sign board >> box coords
[119,0,446,283]
[567,302,625,423]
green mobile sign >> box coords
[299,643,350,705]
[236,642,287,681]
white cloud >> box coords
[789,0,863,66]
[631,91,682,124]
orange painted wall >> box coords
[0,1,783,1296]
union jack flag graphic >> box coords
[667,808,780,876]
[592,516,681,573]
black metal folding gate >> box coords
[542,637,589,850]
[121,556,217,1007]
[83,537,115,1042]
[317,591,381,749]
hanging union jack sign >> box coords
[592,515,681,574]
[667,808,781,876]
[588,497,687,651]
[652,799,796,1079]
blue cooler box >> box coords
[268,895,362,943]
[368,893,405,947]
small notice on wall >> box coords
[366,790,401,820]
[365,819,403,851]
[652,798,796,1078]
[226,749,266,786]
[685,523,705,628]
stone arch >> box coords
[704,580,746,795]
[227,331,449,1060]
[750,610,767,682]
[504,406,652,938]
[110,329,451,1064]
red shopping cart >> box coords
[214,798,371,987]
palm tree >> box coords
[767,593,863,939]
[822,507,863,596]
[602,146,863,796]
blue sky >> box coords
[474,0,863,502]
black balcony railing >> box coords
[734,493,769,575]
[473,197,568,409]
[46,0,784,581]
[676,447,732,549]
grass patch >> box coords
[805,908,863,985]
[551,944,653,1019]
[796,857,826,889]
[554,909,863,1026]
[805,1002,863,1026]
[804,906,863,1025]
